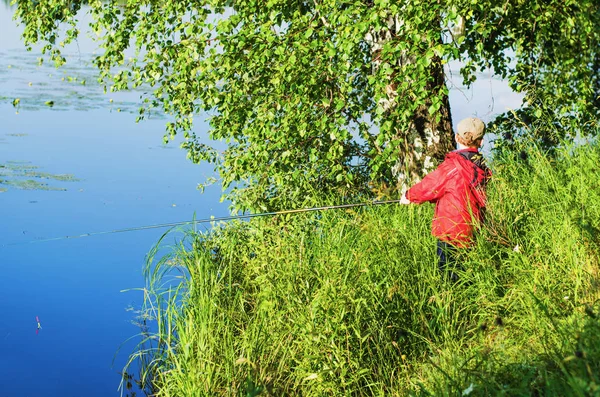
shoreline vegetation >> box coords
[125,139,600,396]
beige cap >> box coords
[456,117,485,144]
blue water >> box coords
[0,3,523,396]
[0,5,227,396]
[0,109,226,397]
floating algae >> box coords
[1,179,67,191]
[7,160,33,163]
[1,48,164,115]
[0,161,79,191]
[0,162,39,177]
[22,170,78,181]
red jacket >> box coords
[406,148,491,248]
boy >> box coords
[400,117,491,281]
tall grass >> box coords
[123,140,600,396]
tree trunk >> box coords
[366,15,455,190]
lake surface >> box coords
[0,3,522,396]
[0,4,227,397]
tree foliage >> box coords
[12,0,600,211]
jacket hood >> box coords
[447,150,489,175]
[447,150,490,207]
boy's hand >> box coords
[400,193,411,205]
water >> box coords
[0,3,523,396]
[0,4,227,396]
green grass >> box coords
[123,140,600,396]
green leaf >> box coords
[14,0,598,212]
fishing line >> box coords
[2,199,404,247]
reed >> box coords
[124,139,600,396]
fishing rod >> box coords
[2,199,405,247]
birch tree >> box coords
[12,0,600,211]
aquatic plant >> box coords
[0,161,79,191]
[1,48,166,115]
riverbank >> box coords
[128,140,600,396]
